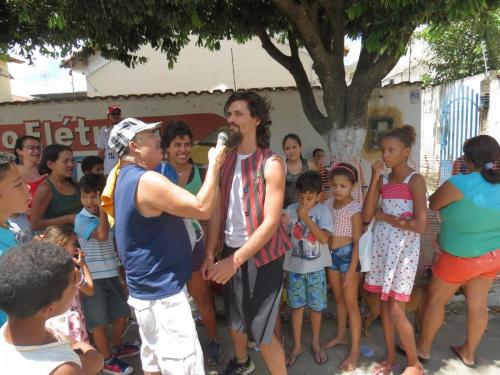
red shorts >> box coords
[433,249,500,284]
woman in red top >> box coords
[14,135,46,211]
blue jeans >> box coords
[329,243,360,273]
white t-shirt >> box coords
[97,127,118,175]
[0,325,82,374]
[283,202,333,273]
[224,153,252,248]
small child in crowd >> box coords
[0,152,30,327]
[321,163,363,371]
[282,171,333,366]
[74,173,138,375]
[81,155,105,175]
[362,125,427,375]
[0,241,103,374]
[42,225,94,343]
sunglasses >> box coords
[110,111,121,116]
[23,145,42,152]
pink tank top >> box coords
[326,198,362,237]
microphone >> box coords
[216,132,228,149]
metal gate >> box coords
[438,85,480,182]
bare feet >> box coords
[338,351,360,372]
[321,336,348,350]
[401,364,425,375]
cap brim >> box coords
[136,121,162,133]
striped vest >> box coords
[220,148,291,267]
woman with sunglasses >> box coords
[14,136,46,211]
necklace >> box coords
[175,164,191,176]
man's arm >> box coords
[208,156,286,284]
[136,147,224,219]
[201,190,221,279]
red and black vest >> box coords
[220,147,291,267]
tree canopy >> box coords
[2,0,499,158]
[420,8,500,87]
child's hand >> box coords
[374,208,385,221]
[73,248,86,268]
[297,204,309,221]
[280,213,290,228]
[371,160,386,181]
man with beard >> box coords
[98,105,122,175]
[202,91,290,375]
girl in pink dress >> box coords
[362,126,427,375]
[42,225,94,342]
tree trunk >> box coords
[325,126,367,163]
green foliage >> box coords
[1,0,498,137]
[420,8,500,87]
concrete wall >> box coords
[0,61,12,102]
[79,39,316,97]
[482,72,500,141]
[0,85,421,162]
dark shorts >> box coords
[222,245,283,346]
[192,239,206,273]
[329,243,361,273]
[82,277,130,331]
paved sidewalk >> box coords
[122,299,500,375]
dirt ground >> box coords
[119,296,500,375]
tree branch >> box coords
[253,20,328,133]
[321,0,345,63]
[271,0,333,76]
[252,20,292,70]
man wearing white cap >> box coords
[104,118,225,375]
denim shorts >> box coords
[329,243,361,273]
[82,277,130,330]
[286,270,327,312]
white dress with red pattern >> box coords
[363,172,420,302]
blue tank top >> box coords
[114,164,191,300]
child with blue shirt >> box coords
[0,152,30,327]
[75,173,138,375]
[282,171,333,366]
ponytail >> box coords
[480,163,500,184]
[463,135,500,184]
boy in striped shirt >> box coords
[75,174,138,375]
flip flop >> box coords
[395,344,430,364]
[313,349,328,365]
[449,344,477,368]
[286,351,303,367]
[372,362,402,375]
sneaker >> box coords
[224,356,255,375]
[113,342,140,359]
[102,357,134,375]
[207,339,223,366]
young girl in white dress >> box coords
[362,126,427,375]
